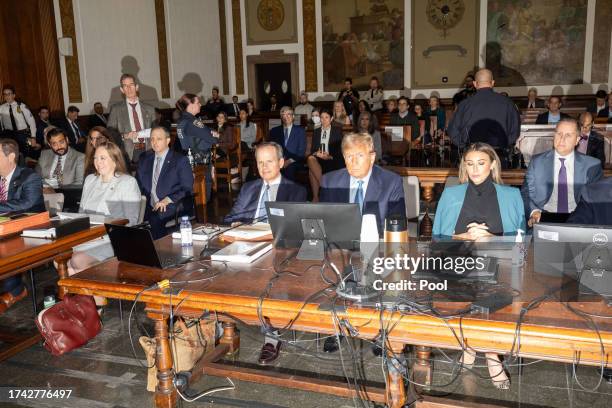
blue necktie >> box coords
[557,158,568,213]
[284,127,289,145]
[256,184,270,222]
[355,180,364,214]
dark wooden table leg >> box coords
[386,342,407,408]
[149,313,177,408]
[54,252,73,299]
[220,322,240,357]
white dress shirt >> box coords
[126,99,144,132]
[350,168,373,204]
[0,102,36,133]
[543,151,577,213]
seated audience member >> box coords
[356,111,383,164]
[384,98,398,114]
[535,96,570,124]
[224,142,306,225]
[57,105,86,152]
[307,109,344,202]
[89,102,108,128]
[225,95,243,118]
[308,107,321,131]
[522,118,603,227]
[523,87,545,109]
[332,101,352,127]
[246,99,256,116]
[426,95,446,136]
[568,177,612,225]
[596,91,612,122]
[413,102,431,144]
[84,127,129,177]
[35,128,84,190]
[204,86,225,118]
[293,91,314,120]
[153,108,171,132]
[224,142,306,366]
[433,142,525,238]
[0,138,45,312]
[363,76,384,112]
[35,105,52,148]
[320,132,405,236]
[587,90,607,115]
[239,108,257,150]
[137,126,193,239]
[268,94,279,113]
[337,77,358,119]
[67,141,141,277]
[353,99,379,131]
[390,96,420,140]
[432,142,524,389]
[576,112,605,168]
[268,106,305,181]
[212,111,236,158]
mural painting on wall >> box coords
[322,0,404,91]
[486,0,587,86]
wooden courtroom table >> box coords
[59,237,612,408]
[0,221,121,361]
[387,166,612,202]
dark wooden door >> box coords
[255,62,292,111]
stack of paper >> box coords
[221,222,272,241]
[211,241,272,263]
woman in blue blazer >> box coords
[432,143,525,389]
[433,143,525,239]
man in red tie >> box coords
[107,74,155,163]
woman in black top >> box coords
[307,108,344,201]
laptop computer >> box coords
[105,224,193,269]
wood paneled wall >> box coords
[0,0,64,115]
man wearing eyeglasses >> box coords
[268,106,305,181]
[576,112,605,168]
[522,118,602,227]
[0,85,37,158]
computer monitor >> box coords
[265,202,362,261]
[534,223,612,299]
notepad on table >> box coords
[211,241,272,263]
[221,222,272,241]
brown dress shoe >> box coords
[257,342,281,365]
[0,287,28,313]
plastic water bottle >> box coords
[180,216,193,247]
[187,148,194,167]
[512,229,526,268]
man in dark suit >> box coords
[137,126,194,239]
[389,96,420,140]
[225,95,243,118]
[587,90,607,116]
[55,105,86,152]
[568,177,612,225]
[535,96,570,124]
[576,112,605,168]
[223,142,306,365]
[268,106,306,181]
[35,106,51,147]
[596,92,612,122]
[522,87,545,109]
[89,102,108,128]
[320,132,406,237]
[522,119,603,228]
[0,138,45,313]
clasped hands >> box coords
[153,197,171,212]
[453,222,493,241]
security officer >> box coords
[447,69,520,168]
[176,93,218,201]
[0,85,37,158]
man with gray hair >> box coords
[268,106,306,181]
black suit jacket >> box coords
[597,107,612,122]
[535,111,571,124]
[56,118,85,146]
[310,126,344,169]
[225,102,245,117]
[89,113,108,129]
[581,131,606,168]
[0,166,45,213]
[568,177,612,225]
[522,98,545,109]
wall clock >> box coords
[426,0,465,38]
[257,0,285,31]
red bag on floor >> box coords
[35,295,101,356]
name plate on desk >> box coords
[0,212,50,238]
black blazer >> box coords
[582,131,606,168]
[0,166,45,213]
[535,111,571,124]
[225,102,245,117]
[597,107,611,122]
[310,126,344,168]
[89,114,108,129]
[56,117,85,146]
[521,98,545,109]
